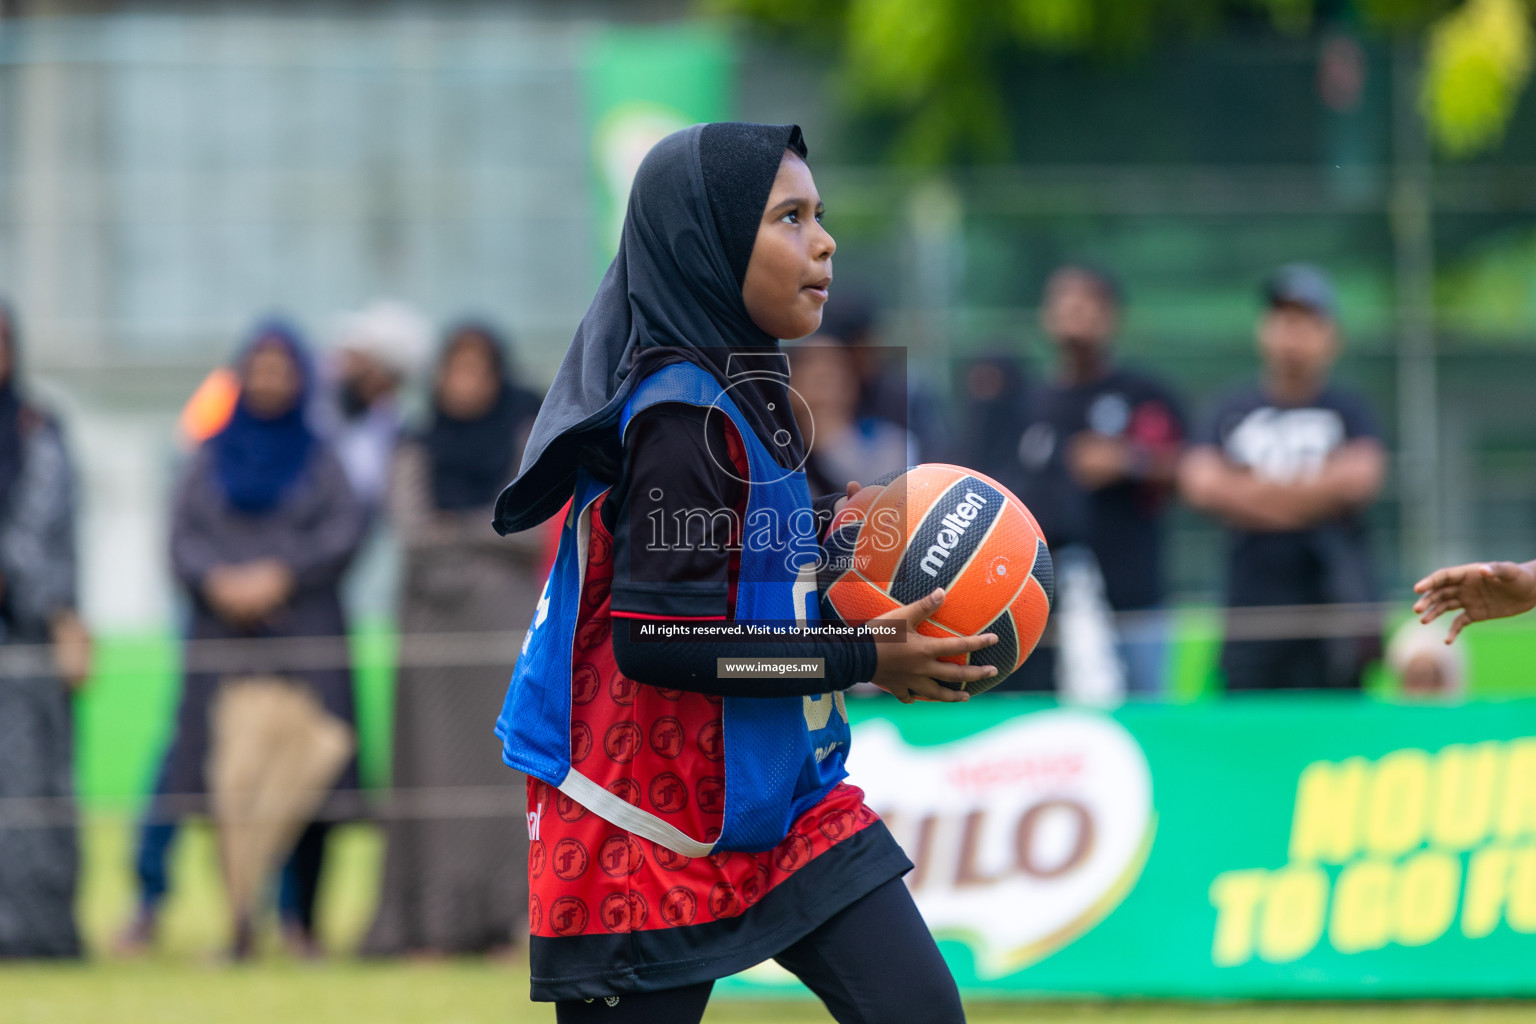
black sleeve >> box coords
[607,403,878,697]
[606,404,741,619]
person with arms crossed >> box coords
[1180,264,1387,691]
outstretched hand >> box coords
[869,587,998,704]
[1413,560,1536,643]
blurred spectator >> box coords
[789,339,915,498]
[321,300,433,511]
[1387,618,1467,700]
[952,352,1034,492]
[362,322,544,957]
[1008,265,1186,697]
[0,301,91,958]
[151,320,367,958]
[818,290,950,463]
[1180,264,1386,691]
[121,342,305,955]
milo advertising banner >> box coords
[721,697,1536,998]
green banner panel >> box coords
[582,23,733,275]
[722,696,1536,999]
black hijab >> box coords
[0,303,28,503]
[492,122,811,535]
[426,323,543,511]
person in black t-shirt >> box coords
[1007,264,1185,696]
[1180,264,1387,691]
[952,352,1033,494]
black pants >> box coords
[554,876,964,1024]
[278,821,329,934]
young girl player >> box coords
[491,123,999,1023]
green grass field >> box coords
[11,960,1536,1024]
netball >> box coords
[819,464,1054,693]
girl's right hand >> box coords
[869,588,998,704]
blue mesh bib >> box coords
[495,360,851,854]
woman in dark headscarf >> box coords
[493,124,992,1023]
[362,322,544,957]
[159,318,367,958]
[0,301,91,958]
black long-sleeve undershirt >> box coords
[606,404,876,697]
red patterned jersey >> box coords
[524,404,911,1002]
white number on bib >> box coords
[522,576,552,655]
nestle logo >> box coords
[946,751,1085,793]
[919,491,988,577]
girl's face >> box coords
[742,151,835,341]
[437,334,501,420]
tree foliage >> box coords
[704,0,1534,162]
[1422,0,1533,155]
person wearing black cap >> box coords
[491,124,985,1022]
[1180,263,1387,691]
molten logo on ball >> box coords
[919,490,989,578]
